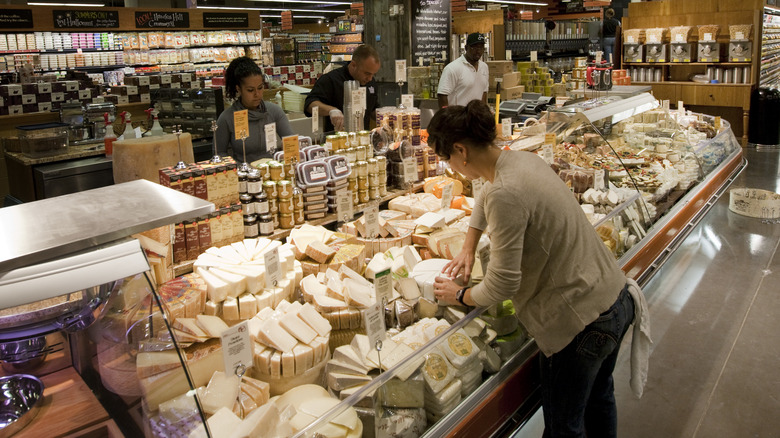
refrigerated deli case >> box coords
[0,94,744,438]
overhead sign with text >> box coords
[411,0,450,64]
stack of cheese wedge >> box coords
[388,193,444,218]
[189,384,362,438]
[340,210,417,258]
[288,225,366,277]
[191,238,302,326]
[247,299,332,395]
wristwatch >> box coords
[456,287,469,306]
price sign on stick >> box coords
[501,118,512,137]
[363,301,386,350]
[221,321,252,377]
[234,110,248,140]
[282,135,299,164]
[594,169,605,191]
[374,268,393,306]
[264,247,281,289]
[403,158,417,183]
[401,94,414,109]
[441,182,454,210]
[364,206,380,238]
[312,106,319,132]
[336,191,354,222]
[264,122,277,152]
[395,59,407,83]
[352,88,367,112]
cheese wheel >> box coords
[113,133,195,184]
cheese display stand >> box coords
[0,93,744,438]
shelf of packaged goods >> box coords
[632,81,753,86]
[623,62,752,66]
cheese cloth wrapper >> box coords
[113,133,194,184]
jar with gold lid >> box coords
[277,180,293,199]
[263,180,278,199]
[269,162,284,181]
[279,213,294,229]
[278,197,294,214]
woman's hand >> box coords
[443,250,475,282]
[433,276,461,306]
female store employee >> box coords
[430,101,638,438]
[216,57,294,163]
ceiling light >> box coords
[28,2,104,5]
[248,0,351,5]
[475,0,547,6]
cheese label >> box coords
[221,321,253,376]
[736,32,745,40]
[336,191,354,222]
[530,50,538,62]
[395,59,407,83]
[675,34,684,43]
[435,325,448,336]
[448,333,473,357]
[401,94,414,109]
[352,88,367,112]
[403,158,417,183]
[312,106,319,132]
[441,183,454,211]
[363,302,386,352]
[282,135,299,164]
[715,116,722,131]
[704,33,713,41]
[234,110,249,140]
[542,144,554,165]
[264,123,277,152]
[418,56,424,67]
[364,206,380,238]
[544,132,556,146]
[264,247,281,288]
[501,118,512,138]
[627,36,635,44]
[594,169,605,191]
[374,268,393,305]
[425,353,449,381]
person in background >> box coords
[601,8,621,63]
[304,44,381,132]
[430,101,647,438]
[437,32,489,108]
[216,56,294,164]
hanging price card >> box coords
[364,206,380,238]
[336,191,354,222]
[441,182,454,210]
[352,88,367,112]
[264,247,281,289]
[395,59,407,82]
[282,135,299,164]
[234,109,248,140]
[312,106,319,132]
[501,118,512,137]
[403,158,417,183]
[374,268,393,306]
[363,301,386,349]
[221,321,252,377]
[401,94,415,109]
[594,169,605,191]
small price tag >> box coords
[505,49,512,60]
[703,33,713,41]
[715,116,722,131]
[594,169,605,191]
[401,94,414,109]
[282,135,299,164]
[675,34,684,43]
[221,321,252,377]
[264,247,281,289]
[352,88,367,112]
[234,109,249,140]
[374,268,393,305]
[364,206,380,238]
[336,191,354,222]
[545,132,556,146]
[418,56,424,66]
[542,144,554,165]
[264,122,277,152]
[472,177,484,198]
[395,59,407,82]
[735,32,745,40]
[312,106,319,132]
[363,301,387,349]
[627,36,635,44]
[403,158,417,183]
[441,182,454,210]
[530,50,538,62]
[501,117,512,137]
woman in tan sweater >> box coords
[431,100,634,438]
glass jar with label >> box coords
[277,180,292,199]
[367,158,378,174]
[254,191,269,215]
[269,162,284,181]
[348,177,358,192]
[356,145,367,161]
[376,155,387,172]
[358,189,370,204]
[369,185,380,200]
[263,180,278,199]
[237,168,248,193]
[292,186,304,210]
[240,193,254,215]
[259,214,274,236]
[368,172,380,188]
[345,147,357,163]
[272,213,280,228]
[379,182,387,197]
[257,163,271,181]
[283,162,294,179]
[278,197,294,214]
[279,213,294,229]
[294,208,305,225]
[352,190,360,206]
[355,161,367,177]
[243,214,259,238]
[358,176,369,190]
[247,169,262,194]
[268,197,279,215]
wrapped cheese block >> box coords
[113,133,194,184]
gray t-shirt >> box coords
[216,100,295,163]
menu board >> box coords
[411,0,450,64]
[53,10,119,29]
[0,9,33,29]
[135,11,189,29]
[203,12,250,28]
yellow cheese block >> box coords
[113,133,194,184]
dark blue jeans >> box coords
[540,285,635,438]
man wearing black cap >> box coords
[437,32,489,108]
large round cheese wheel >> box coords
[113,133,194,184]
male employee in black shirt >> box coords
[305,44,381,132]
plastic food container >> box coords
[302,145,328,161]
[729,24,752,41]
[324,155,351,182]
[670,26,693,43]
[697,25,720,42]
[645,28,668,44]
[296,159,330,186]
[17,122,69,158]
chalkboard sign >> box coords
[0,9,33,29]
[411,0,451,65]
[203,12,249,29]
[135,11,189,29]
[53,10,119,29]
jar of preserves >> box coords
[254,191,269,215]
[259,214,274,236]
[268,197,279,215]
[277,180,292,199]
[294,209,305,225]
[256,163,271,181]
[269,162,284,181]
[243,214,259,238]
[357,176,369,190]
[280,213,294,229]
[240,193,254,215]
[247,169,262,194]
[263,180,278,199]
[358,189,370,204]
[278,197,294,214]
[237,168,248,193]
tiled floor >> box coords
[513,148,780,437]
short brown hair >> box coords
[351,45,380,65]
[605,8,615,19]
